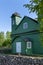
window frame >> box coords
[23,22,28,29]
[27,41,31,49]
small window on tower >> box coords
[13,20,14,25]
[23,22,28,29]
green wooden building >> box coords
[11,12,43,55]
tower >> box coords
[11,12,21,34]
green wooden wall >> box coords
[12,16,39,34]
[12,32,43,55]
[11,14,43,55]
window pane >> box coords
[27,42,31,49]
[23,22,28,29]
[13,20,14,25]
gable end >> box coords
[15,16,39,30]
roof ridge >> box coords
[24,16,39,24]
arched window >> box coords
[23,22,28,29]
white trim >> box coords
[16,42,21,53]
[27,41,31,49]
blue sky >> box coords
[0,0,37,33]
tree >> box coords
[24,0,43,45]
[6,31,11,40]
[2,31,11,48]
[0,32,5,47]
[24,0,43,28]
[2,39,11,47]
[6,31,11,47]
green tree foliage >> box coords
[2,39,11,47]
[3,31,11,48]
[24,0,43,28]
[24,0,43,18]
[0,31,11,48]
[0,32,5,47]
[24,0,43,44]
[6,31,11,40]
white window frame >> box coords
[23,22,28,29]
[27,41,31,49]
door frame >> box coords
[16,42,21,53]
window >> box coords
[12,20,14,25]
[23,22,28,29]
[27,41,31,49]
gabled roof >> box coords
[15,16,39,30]
[26,16,39,24]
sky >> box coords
[0,0,37,33]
